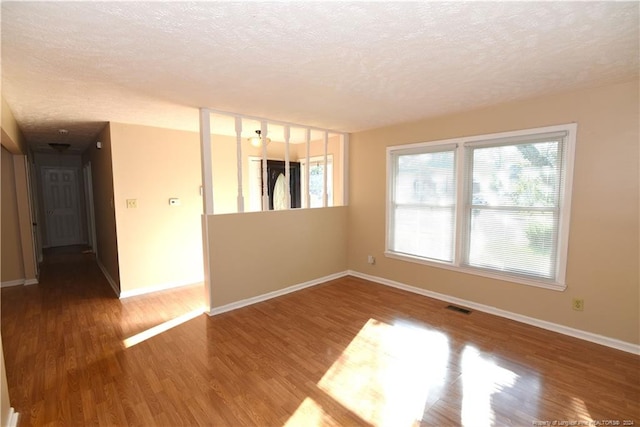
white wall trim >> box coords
[119,279,204,299]
[208,271,349,316]
[7,408,19,427]
[97,259,120,297]
[348,270,640,355]
[1,279,25,288]
[1,278,39,288]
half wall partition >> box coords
[199,109,349,313]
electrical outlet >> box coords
[126,199,137,209]
[367,255,376,265]
[572,298,584,311]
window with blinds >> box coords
[386,124,576,290]
[389,146,456,262]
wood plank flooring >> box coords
[1,247,638,426]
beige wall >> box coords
[1,97,37,288]
[84,124,120,290]
[348,79,639,344]
[208,206,348,307]
[0,151,37,285]
[1,146,25,283]
[12,155,37,283]
[109,122,203,294]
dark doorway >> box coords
[264,160,301,210]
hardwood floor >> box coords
[2,247,638,426]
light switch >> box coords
[126,199,137,209]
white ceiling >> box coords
[1,1,638,152]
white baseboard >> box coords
[1,278,39,288]
[1,279,25,288]
[7,407,19,427]
[119,279,204,299]
[208,271,349,316]
[348,270,640,355]
[96,259,120,297]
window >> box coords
[386,124,576,290]
[301,155,333,208]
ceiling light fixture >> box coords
[50,128,71,152]
[248,129,270,148]
[49,143,71,152]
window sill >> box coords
[384,251,567,292]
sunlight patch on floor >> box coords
[460,346,519,427]
[568,396,593,421]
[122,308,204,348]
[312,318,450,427]
[283,397,341,427]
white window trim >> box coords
[385,123,577,291]
[301,155,334,208]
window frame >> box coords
[385,123,577,291]
[301,155,334,208]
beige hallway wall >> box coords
[12,155,37,284]
[109,122,203,295]
[84,124,121,291]
[1,97,37,287]
[1,146,25,283]
[348,79,639,344]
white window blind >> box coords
[386,124,576,290]
[390,147,456,262]
[463,136,565,279]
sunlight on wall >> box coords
[315,318,450,426]
[122,308,203,348]
[460,346,519,427]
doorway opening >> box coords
[264,160,301,210]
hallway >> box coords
[1,246,204,425]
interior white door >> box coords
[42,167,82,247]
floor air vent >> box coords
[445,305,471,314]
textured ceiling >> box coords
[1,1,638,152]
